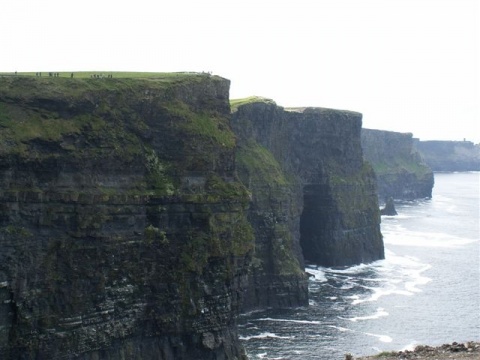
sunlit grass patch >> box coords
[230,96,276,112]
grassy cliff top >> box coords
[0,71,234,157]
[229,96,361,118]
[0,71,214,79]
[230,96,276,112]
[0,71,224,98]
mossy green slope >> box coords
[237,140,303,276]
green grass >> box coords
[236,139,304,276]
[163,100,236,149]
[0,71,219,100]
[0,104,103,143]
[230,96,276,112]
[237,139,289,186]
[0,71,211,79]
[0,71,230,155]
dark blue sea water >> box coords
[239,172,480,360]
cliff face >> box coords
[0,76,387,358]
[414,140,480,171]
[231,101,384,310]
[0,75,252,359]
[361,129,434,200]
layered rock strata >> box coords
[361,129,434,200]
[231,100,384,310]
[0,76,387,358]
[0,75,252,359]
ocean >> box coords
[238,172,480,360]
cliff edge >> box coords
[0,76,387,359]
[361,129,434,200]
[231,99,384,311]
[0,74,252,359]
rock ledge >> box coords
[353,341,480,360]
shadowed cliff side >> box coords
[361,129,434,200]
[231,99,384,311]
[231,100,308,311]
[0,75,252,360]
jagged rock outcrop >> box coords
[0,75,252,359]
[414,140,480,171]
[361,129,434,200]
[231,99,384,310]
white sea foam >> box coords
[404,264,432,292]
[340,283,356,290]
[240,309,267,317]
[306,267,328,282]
[343,249,433,304]
[351,288,413,305]
[341,307,389,322]
[382,213,413,220]
[239,332,295,341]
[327,325,353,332]
[364,332,393,343]
[329,325,393,343]
[254,318,322,325]
[324,263,371,275]
[308,246,433,305]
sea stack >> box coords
[380,197,398,216]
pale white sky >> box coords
[2,0,479,142]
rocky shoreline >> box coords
[352,341,480,360]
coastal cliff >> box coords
[0,74,252,359]
[231,99,384,310]
[361,129,434,200]
[0,75,386,358]
[414,140,480,171]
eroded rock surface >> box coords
[0,75,251,359]
[355,341,480,360]
[231,101,384,310]
[361,129,434,200]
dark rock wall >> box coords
[0,76,388,358]
[232,103,308,310]
[414,140,480,171]
[361,129,434,200]
[287,109,383,267]
[231,102,384,310]
[0,75,251,359]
